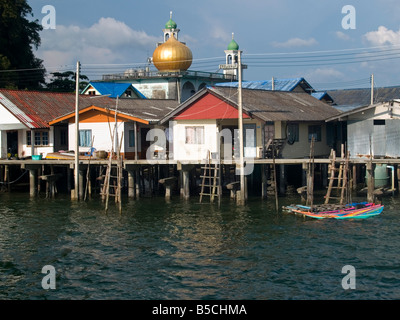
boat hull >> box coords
[284,203,384,220]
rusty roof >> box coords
[0,89,179,128]
[0,89,114,129]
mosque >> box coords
[99,13,241,102]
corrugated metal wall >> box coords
[386,120,400,157]
[348,119,400,158]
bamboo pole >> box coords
[84,136,95,201]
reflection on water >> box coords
[1,192,400,299]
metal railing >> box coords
[102,70,236,81]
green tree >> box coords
[0,0,45,89]
[46,71,89,93]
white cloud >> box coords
[37,17,159,69]
[304,67,344,84]
[272,37,317,48]
[364,26,400,45]
[335,31,351,41]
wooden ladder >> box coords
[324,147,350,205]
[101,153,123,213]
[199,151,221,205]
[101,115,124,213]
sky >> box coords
[28,0,400,91]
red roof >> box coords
[0,89,113,129]
[173,92,250,120]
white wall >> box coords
[69,122,125,153]
[172,119,217,161]
[0,104,26,130]
[20,128,54,157]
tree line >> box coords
[0,0,89,92]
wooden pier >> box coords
[1,156,399,205]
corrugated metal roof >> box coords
[214,77,314,93]
[213,87,340,122]
[161,87,341,123]
[0,93,36,128]
[47,96,180,124]
[0,89,114,128]
[86,82,146,99]
[116,99,179,122]
[0,89,177,128]
[311,92,327,100]
[327,86,400,111]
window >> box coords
[79,129,92,147]
[185,126,204,144]
[308,125,322,142]
[374,119,385,126]
[27,130,49,146]
[129,130,135,148]
[287,123,299,144]
[42,131,49,146]
[26,131,31,146]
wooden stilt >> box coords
[306,137,315,208]
[29,169,37,197]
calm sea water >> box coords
[1,191,400,300]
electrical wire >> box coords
[2,44,400,90]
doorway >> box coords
[7,131,18,157]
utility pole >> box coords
[219,36,247,205]
[237,50,245,205]
[371,74,374,105]
[74,61,81,200]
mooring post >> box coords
[261,164,267,199]
[178,163,193,200]
[352,164,357,191]
[66,166,71,193]
[29,169,37,197]
[127,170,135,198]
[182,168,190,200]
[158,177,176,200]
[366,162,375,203]
[135,167,140,198]
[5,165,10,192]
[79,168,85,200]
[279,164,286,195]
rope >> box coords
[0,170,29,185]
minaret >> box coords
[162,11,180,43]
[223,33,241,79]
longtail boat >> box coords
[283,202,384,220]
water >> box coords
[1,192,400,300]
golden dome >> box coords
[153,36,192,72]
